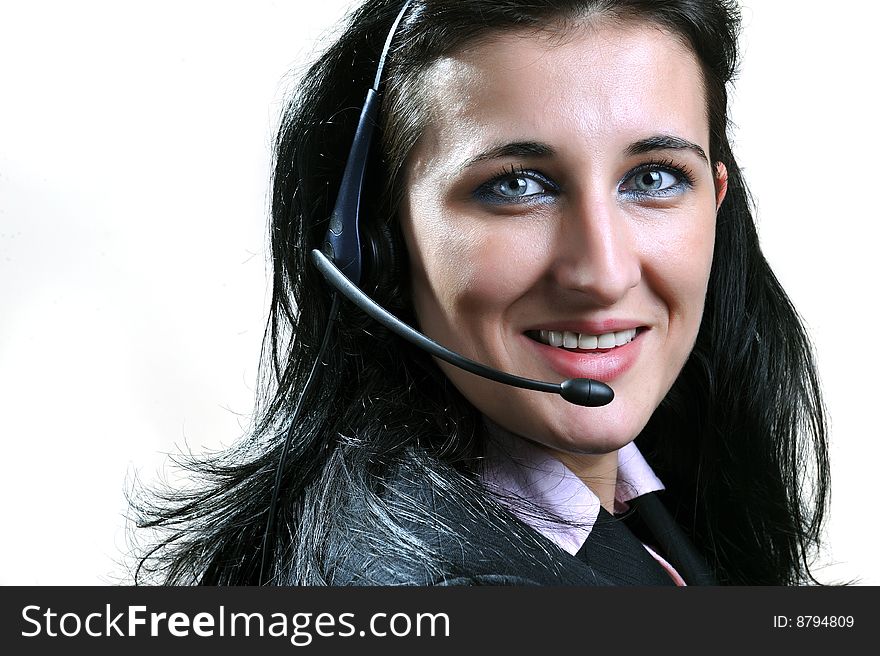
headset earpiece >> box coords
[362,220,398,297]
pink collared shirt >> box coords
[481,422,686,585]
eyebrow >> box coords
[460,141,555,171]
[625,135,710,165]
[459,134,710,172]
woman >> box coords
[133,0,829,586]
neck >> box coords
[481,416,621,512]
[551,450,620,513]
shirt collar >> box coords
[480,419,665,556]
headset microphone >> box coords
[312,248,613,408]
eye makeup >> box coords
[471,155,697,208]
[473,164,559,206]
[618,157,696,200]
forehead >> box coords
[411,19,708,170]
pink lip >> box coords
[522,329,645,383]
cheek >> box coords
[409,216,548,321]
[639,213,715,329]
[680,215,717,300]
[404,209,471,308]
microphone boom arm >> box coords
[311,249,613,407]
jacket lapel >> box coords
[575,507,676,585]
[624,491,718,585]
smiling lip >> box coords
[522,327,646,383]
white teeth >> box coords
[614,330,632,346]
[536,328,637,351]
[578,333,598,349]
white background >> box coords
[1,1,876,585]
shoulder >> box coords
[327,459,606,586]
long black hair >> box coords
[131,0,829,585]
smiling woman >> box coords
[403,23,725,465]
[132,0,829,586]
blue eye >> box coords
[475,168,556,205]
[495,175,546,198]
[619,163,692,198]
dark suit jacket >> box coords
[329,465,716,586]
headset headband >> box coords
[323,0,412,287]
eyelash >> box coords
[619,157,696,198]
[474,164,558,205]
[474,158,696,205]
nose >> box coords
[551,192,641,305]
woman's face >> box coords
[401,20,727,456]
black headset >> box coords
[319,1,409,293]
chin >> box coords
[544,422,642,456]
[501,405,648,458]
[462,369,662,457]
